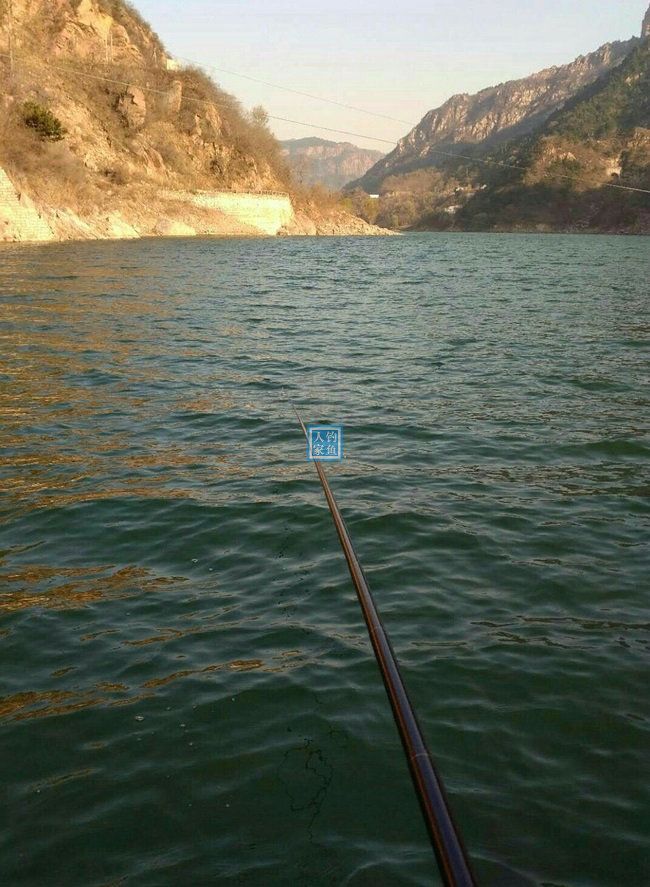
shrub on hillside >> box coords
[94,0,166,57]
[343,189,380,224]
[176,66,291,187]
[22,102,66,141]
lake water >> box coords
[0,233,648,886]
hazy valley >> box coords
[281,137,384,191]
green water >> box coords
[0,233,648,886]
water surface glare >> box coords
[0,233,648,886]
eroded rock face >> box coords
[0,167,55,242]
[281,138,384,190]
[162,81,183,116]
[281,208,393,236]
[55,0,122,57]
[97,211,140,239]
[203,105,221,137]
[642,4,650,39]
[6,0,161,62]
[188,105,221,137]
[116,86,147,129]
[354,38,640,192]
[76,0,112,40]
[128,140,165,176]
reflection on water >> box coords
[0,235,649,887]
[0,564,180,612]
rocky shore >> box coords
[0,1,391,245]
[0,169,392,243]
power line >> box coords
[265,115,398,145]
[127,54,650,196]
[7,0,15,75]
[0,51,406,143]
[270,113,650,195]
[1,52,649,196]
[172,55,417,127]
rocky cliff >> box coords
[353,38,639,193]
[449,39,650,234]
[364,38,649,235]
[346,4,650,233]
[281,138,384,190]
[0,0,386,241]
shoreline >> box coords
[0,169,393,244]
[0,230,397,248]
[4,229,649,250]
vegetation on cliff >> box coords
[351,38,639,196]
[349,38,649,233]
[0,0,383,239]
[448,40,650,233]
[22,101,67,141]
[0,0,292,209]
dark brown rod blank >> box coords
[298,413,477,887]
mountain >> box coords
[345,5,650,233]
[448,38,650,233]
[1,2,288,187]
[348,35,649,234]
[351,38,639,194]
[0,1,386,241]
[281,138,384,190]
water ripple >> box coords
[0,234,648,886]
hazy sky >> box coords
[131,0,647,150]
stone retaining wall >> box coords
[0,168,54,242]
[0,172,296,242]
[186,191,295,236]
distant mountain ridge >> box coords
[281,138,384,190]
[352,37,639,193]
[345,4,650,233]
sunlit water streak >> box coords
[0,233,648,886]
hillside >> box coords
[448,38,650,233]
[351,38,639,195]
[347,38,649,234]
[281,138,384,190]
[0,0,387,241]
[346,6,650,234]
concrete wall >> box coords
[0,168,55,242]
[187,191,294,236]
[0,172,295,242]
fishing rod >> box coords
[297,412,477,887]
